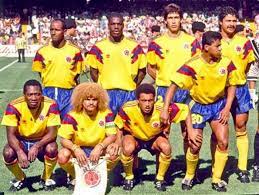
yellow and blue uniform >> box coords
[172,55,237,129]
[86,37,147,114]
[221,35,255,114]
[147,32,201,102]
[32,42,83,118]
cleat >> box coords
[181,178,193,191]
[252,165,259,182]
[212,180,227,192]
[40,179,56,191]
[154,179,166,191]
[67,177,76,190]
[236,169,250,183]
[123,179,134,191]
[9,179,27,192]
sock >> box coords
[42,155,57,181]
[236,131,249,171]
[210,133,217,174]
[121,153,134,180]
[4,158,26,181]
[156,153,172,181]
[185,148,199,180]
[254,133,259,165]
[59,161,75,179]
[212,146,228,183]
[107,156,120,172]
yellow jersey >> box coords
[147,31,201,87]
[221,35,255,85]
[172,55,237,104]
[58,110,117,147]
[1,96,60,140]
[32,42,83,89]
[114,100,189,141]
[86,37,147,91]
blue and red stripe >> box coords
[47,103,60,116]
[227,62,237,74]
[131,45,144,64]
[62,114,78,130]
[148,41,164,59]
[243,40,253,60]
[191,39,201,56]
[177,64,197,79]
[105,112,115,123]
[88,45,103,64]
[5,104,21,119]
[169,103,180,121]
[33,52,44,62]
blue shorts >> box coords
[81,147,94,157]
[43,87,73,119]
[107,89,135,114]
[156,86,190,103]
[230,84,253,115]
[190,98,226,129]
[20,139,45,162]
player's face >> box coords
[166,12,181,33]
[50,21,65,43]
[220,14,237,35]
[83,97,98,113]
[108,16,124,39]
[138,93,155,115]
[208,39,222,59]
[24,86,42,109]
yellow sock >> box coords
[59,161,75,179]
[121,153,134,180]
[185,148,199,180]
[236,131,249,171]
[4,158,25,181]
[156,153,172,181]
[212,147,228,183]
[42,155,57,181]
[107,156,120,172]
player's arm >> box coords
[134,67,146,86]
[90,67,99,82]
[28,125,58,162]
[245,61,256,74]
[106,128,123,157]
[147,63,157,80]
[6,126,29,168]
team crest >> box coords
[39,115,45,121]
[218,67,226,75]
[99,120,105,127]
[124,49,130,56]
[236,46,242,52]
[84,170,101,187]
[152,121,160,128]
[66,56,72,63]
[184,43,189,49]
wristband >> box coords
[72,144,80,152]
[97,143,105,150]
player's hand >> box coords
[17,150,29,169]
[106,143,121,156]
[188,130,202,148]
[74,148,89,167]
[161,124,170,139]
[28,144,39,162]
[219,107,230,125]
[89,145,103,164]
[160,109,170,126]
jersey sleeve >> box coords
[191,39,202,56]
[47,103,61,127]
[85,45,103,69]
[146,41,163,66]
[131,45,147,69]
[58,114,77,140]
[114,107,130,129]
[226,61,238,86]
[169,103,189,123]
[32,50,45,72]
[243,40,255,64]
[72,51,84,74]
[171,64,196,90]
[104,112,117,135]
[1,104,20,126]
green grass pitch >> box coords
[0,57,258,194]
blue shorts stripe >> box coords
[156,86,190,103]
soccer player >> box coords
[15,32,27,63]
[32,19,83,119]
[160,31,237,192]
[57,82,119,188]
[86,12,146,115]
[1,80,60,191]
[115,84,193,191]
[218,7,255,183]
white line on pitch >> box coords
[0,89,22,92]
[0,60,18,72]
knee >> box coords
[217,139,228,151]
[3,145,17,163]
[122,143,135,156]
[45,142,58,158]
[235,121,247,132]
[160,142,171,156]
[58,148,71,164]
[108,155,119,162]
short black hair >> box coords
[219,6,238,22]
[151,25,161,33]
[51,18,66,30]
[64,18,76,29]
[192,21,206,34]
[108,12,123,23]
[163,3,182,20]
[202,31,222,49]
[23,79,42,94]
[135,84,156,99]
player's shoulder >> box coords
[234,34,249,44]
[122,100,138,109]
[37,42,51,52]
[94,37,109,46]
[9,96,26,106]
[43,96,56,104]
[154,101,164,111]
[185,54,201,65]
[67,41,81,50]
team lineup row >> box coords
[1,3,258,193]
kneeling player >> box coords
[161,31,237,192]
[57,83,119,189]
[1,80,60,191]
[115,83,193,191]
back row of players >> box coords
[1,3,258,192]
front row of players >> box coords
[1,31,258,192]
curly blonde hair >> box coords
[71,82,109,113]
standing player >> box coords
[32,19,83,119]
[86,12,146,115]
[115,84,193,191]
[217,7,255,183]
[160,31,237,192]
[1,80,60,191]
[57,83,119,188]
[15,32,27,63]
